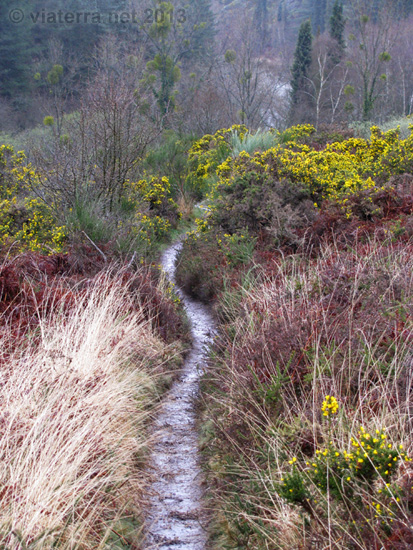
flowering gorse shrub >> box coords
[0,197,66,253]
[278,123,316,144]
[133,175,172,207]
[0,145,40,200]
[307,427,411,494]
[186,125,247,197]
[134,212,171,241]
[126,176,181,226]
[0,144,67,253]
[321,395,339,417]
[189,124,413,216]
[279,398,413,540]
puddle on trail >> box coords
[144,241,215,550]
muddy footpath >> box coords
[144,241,215,550]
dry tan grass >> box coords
[0,269,170,549]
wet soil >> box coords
[145,241,215,550]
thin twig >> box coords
[82,231,107,262]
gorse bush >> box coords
[186,124,247,198]
[188,123,413,212]
[210,174,316,247]
[0,144,67,253]
[0,196,66,253]
[213,125,413,211]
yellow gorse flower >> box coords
[321,395,339,417]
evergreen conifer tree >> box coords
[329,0,345,64]
[0,0,33,98]
[290,19,313,106]
[253,0,269,52]
[330,1,345,49]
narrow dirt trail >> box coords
[145,241,215,550]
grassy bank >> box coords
[176,123,413,549]
[0,253,189,549]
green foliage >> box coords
[144,53,181,115]
[142,131,196,197]
[229,129,276,157]
[330,1,346,51]
[290,20,313,106]
[43,116,55,127]
[219,231,257,267]
[224,49,236,64]
[141,0,214,118]
[279,468,309,504]
[47,64,63,85]
[67,198,115,245]
[379,51,391,62]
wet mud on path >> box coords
[144,241,215,550]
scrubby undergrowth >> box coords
[177,124,413,549]
[201,233,412,549]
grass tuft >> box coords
[0,268,175,549]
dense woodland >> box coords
[0,1,412,549]
[1,0,413,133]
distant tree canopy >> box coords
[0,1,33,98]
[1,0,413,130]
[0,0,131,100]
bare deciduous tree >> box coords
[347,0,396,120]
[217,18,288,129]
[28,38,159,212]
[305,35,350,127]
